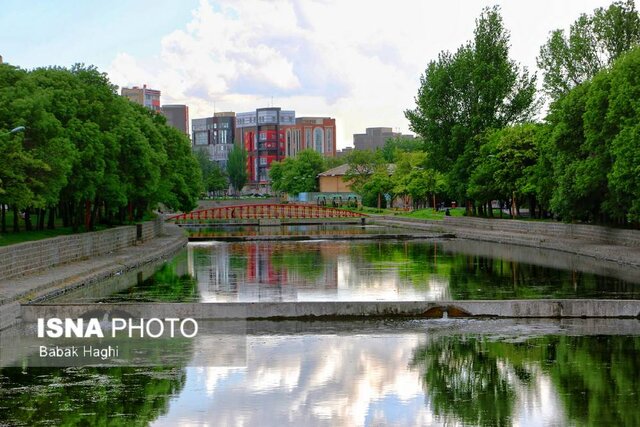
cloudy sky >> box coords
[1,0,631,148]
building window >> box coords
[314,127,324,153]
[194,131,208,146]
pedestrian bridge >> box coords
[167,203,368,222]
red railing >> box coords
[167,204,368,221]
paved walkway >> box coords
[0,225,187,306]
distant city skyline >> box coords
[1,0,631,148]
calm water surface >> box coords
[1,319,640,426]
[55,238,640,303]
[21,231,640,426]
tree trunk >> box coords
[61,202,70,228]
[528,196,536,219]
[38,208,46,231]
[24,207,32,231]
[1,204,6,233]
[12,206,19,233]
[48,207,56,230]
[90,198,100,230]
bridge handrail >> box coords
[167,204,368,221]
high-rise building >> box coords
[287,117,337,158]
[121,84,161,111]
[192,112,236,168]
[161,104,189,135]
[236,107,296,189]
[353,127,414,151]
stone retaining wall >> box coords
[444,216,640,246]
[20,299,640,320]
[379,215,640,247]
[0,218,165,281]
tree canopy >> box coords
[226,144,248,195]
[0,63,201,232]
[537,0,640,100]
[405,6,537,203]
[269,149,326,196]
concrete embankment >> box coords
[21,299,640,321]
[373,215,640,269]
[0,220,187,330]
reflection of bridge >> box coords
[168,204,368,222]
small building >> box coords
[353,127,414,151]
[192,112,236,168]
[288,117,337,158]
[161,104,189,135]
[318,164,352,193]
[336,147,353,158]
[121,84,161,112]
[236,107,296,189]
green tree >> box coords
[344,149,383,194]
[269,149,326,196]
[392,151,444,209]
[324,155,347,170]
[360,164,394,209]
[469,124,541,217]
[0,63,205,232]
[226,144,248,195]
[381,136,423,163]
[193,149,228,196]
[405,6,537,206]
[537,0,640,100]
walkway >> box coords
[0,225,187,329]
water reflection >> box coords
[185,240,640,303]
[0,366,186,426]
[2,320,640,426]
[185,224,395,239]
[149,321,640,427]
[54,239,640,304]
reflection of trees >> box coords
[446,253,640,299]
[527,336,640,426]
[0,366,186,426]
[350,241,441,286]
[112,260,197,302]
[412,334,640,427]
[270,244,325,281]
[412,336,515,426]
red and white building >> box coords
[236,107,337,191]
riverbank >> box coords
[373,215,640,269]
[0,223,187,330]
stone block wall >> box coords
[443,217,640,247]
[0,218,165,281]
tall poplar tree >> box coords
[405,6,537,203]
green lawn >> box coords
[342,206,466,220]
[0,227,78,247]
[0,210,136,247]
[399,207,466,220]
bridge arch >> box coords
[167,204,368,221]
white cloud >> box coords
[107,0,623,149]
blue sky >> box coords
[1,0,198,69]
[1,0,633,148]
